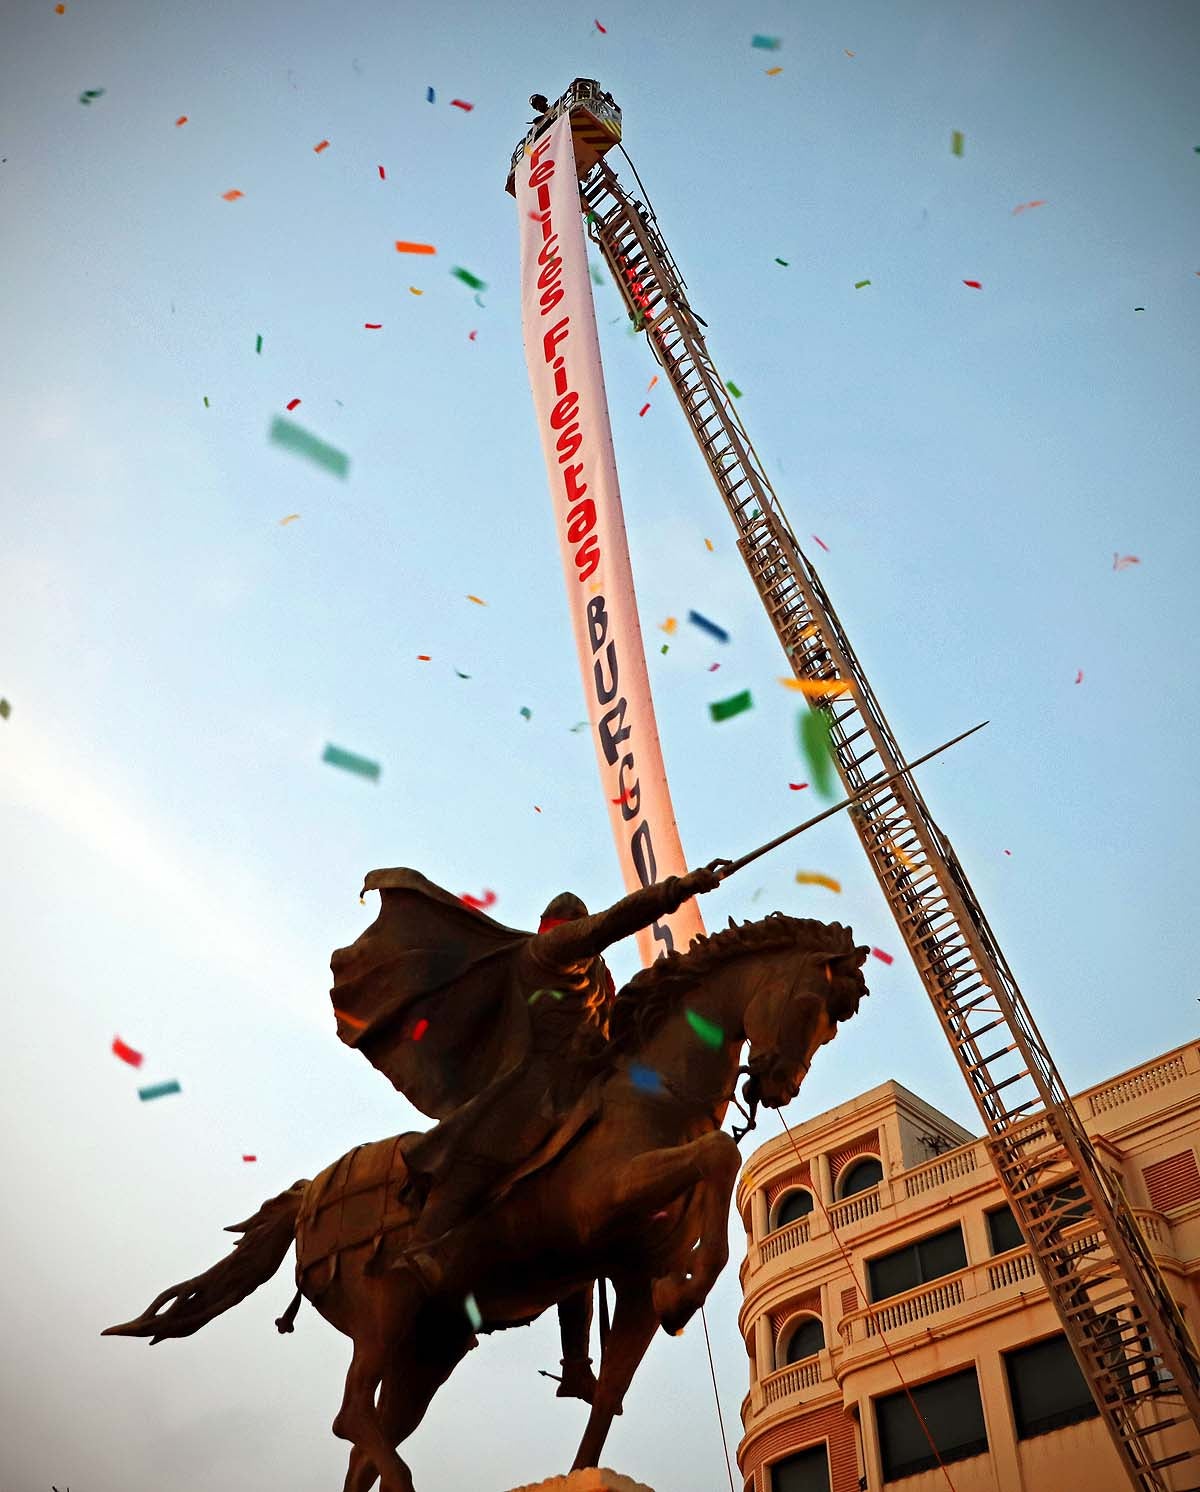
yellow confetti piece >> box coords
[466,594,487,606]
[661,617,678,634]
[279,514,300,525]
[886,840,916,869]
[778,676,851,699]
[704,538,714,552]
[798,623,821,641]
[796,872,842,893]
[409,287,423,295]
[765,67,783,75]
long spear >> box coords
[704,720,988,881]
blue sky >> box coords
[2,0,1198,1488]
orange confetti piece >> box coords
[416,654,431,661]
[647,375,658,392]
[886,840,916,869]
[704,538,714,552]
[765,67,783,75]
[409,286,423,295]
[175,115,188,126]
[395,241,437,255]
[778,676,851,699]
[661,617,677,634]
[279,514,300,525]
[334,1007,368,1030]
[466,594,487,606]
[796,872,841,893]
[222,190,244,202]
[314,139,330,153]
[1012,200,1047,215]
[55,3,65,11]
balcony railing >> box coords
[1087,1054,1187,1115]
[986,1248,1039,1291]
[761,1355,824,1405]
[902,1144,980,1198]
[760,1216,811,1263]
[828,1187,881,1229]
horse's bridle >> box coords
[652,1063,763,1146]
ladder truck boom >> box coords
[508,79,1200,1492]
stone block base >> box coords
[505,1471,654,1492]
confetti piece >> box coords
[334,1007,368,1030]
[594,18,607,31]
[795,872,841,893]
[704,538,714,552]
[474,293,486,308]
[779,676,850,699]
[688,610,730,643]
[112,1037,144,1068]
[529,988,565,1005]
[1012,200,1047,214]
[726,380,743,398]
[378,164,386,179]
[242,1155,256,1162]
[788,782,808,791]
[451,99,474,111]
[589,262,605,285]
[278,514,300,525]
[709,689,753,723]
[1134,306,1145,312]
[464,1294,483,1330]
[647,375,658,392]
[660,644,669,654]
[569,721,588,732]
[451,266,487,291]
[752,35,782,50]
[426,86,435,103]
[775,258,790,266]
[314,139,330,153]
[799,709,836,797]
[469,330,477,340]
[963,280,982,289]
[395,241,436,255]
[138,1080,181,1102]
[1003,849,1012,857]
[286,397,301,411]
[364,322,382,329]
[520,706,532,720]
[951,130,964,157]
[765,67,783,76]
[466,594,487,606]
[255,333,263,354]
[411,1018,429,1041]
[1075,669,1084,684]
[222,189,244,201]
[844,49,855,57]
[855,279,871,289]
[0,699,9,719]
[639,403,651,417]
[870,947,894,965]
[1113,554,1140,571]
[685,1009,724,1048]
[416,654,431,661]
[886,840,916,869]
[269,415,350,479]
[534,805,542,813]
[79,88,105,105]
[322,743,381,781]
[175,115,188,127]
[461,890,497,910]
[409,287,423,295]
[56,3,65,11]
[629,1062,664,1093]
[661,617,677,634]
[708,663,720,672]
[811,534,830,551]
[203,396,210,408]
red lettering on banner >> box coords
[538,236,560,266]
[543,319,570,362]
[575,533,600,580]
[538,260,563,292]
[550,392,579,429]
[563,462,588,500]
[530,159,555,188]
[555,425,582,461]
[567,498,597,544]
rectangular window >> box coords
[868,1224,967,1302]
[987,1204,1024,1255]
[770,1443,830,1492]
[1005,1334,1099,1438]
[876,1367,988,1480]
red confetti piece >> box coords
[378,164,386,179]
[416,654,431,661]
[286,398,301,411]
[411,1018,429,1041]
[534,805,542,813]
[1003,849,1012,857]
[222,190,244,201]
[175,115,188,126]
[1012,200,1047,215]
[469,330,477,340]
[364,322,382,329]
[1113,553,1140,571]
[789,782,809,791]
[639,403,651,417]
[460,889,497,910]
[708,663,721,671]
[811,534,830,551]
[870,947,894,965]
[450,99,474,111]
[242,1155,257,1163]
[963,280,982,289]
[595,18,607,31]
[112,1036,144,1068]
[314,139,330,153]
[1075,669,1084,684]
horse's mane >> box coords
[605,911,858,1059]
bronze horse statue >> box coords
[105,905,869,1492]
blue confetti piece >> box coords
[322,743,381,781]
[464,1292,482,1329]
[688,610,730,644]
[751,34,782,50]
[629,1063,664,1094]
[426,86,435,103]
[519,706,532,720]
[138,1080,181,1102]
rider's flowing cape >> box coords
[330,868,537,1120]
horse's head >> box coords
[741,922,870,1109]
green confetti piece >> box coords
[203,396,210,408]
[951,130,964,157]
[586,211,598,226]
[454,669,471,680]
[799,709,836,798]
[660,644,669,654]
[751,35,782,50]
[684,1008,724,1048]
[725,380,743,398]
[589,263,604,285]
[854,280,871,289]
[775,257,789,266]
[709,689,753,723]
[322,742,381,781]
[451,266,487,291]
[528,988,564,1005]
[519,706,532,720]
[569,721,588,732]
[0,698,10,719]
[138,1080,181,1102]
[255,334,263,354]
[464,1292,483,1330]
[269,415,350,479]
[79,88,106,106]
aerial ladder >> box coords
[508,81,1200,1491]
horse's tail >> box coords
[102,1179,309,1345]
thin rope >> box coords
[700,1304,737,1492]
[777,1113,960,1492]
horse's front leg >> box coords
[571,1281,658,1471]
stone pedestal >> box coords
[505,1470,655,1492]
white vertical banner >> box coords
[517,114,704,966]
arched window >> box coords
[838,1156,883,1199]
[783,1315,825,1364]
[775,1189,815,1230]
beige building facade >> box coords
[735,1040,1200,1492]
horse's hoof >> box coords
[556,1360,598,1403]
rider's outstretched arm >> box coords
[536,868,719,968]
